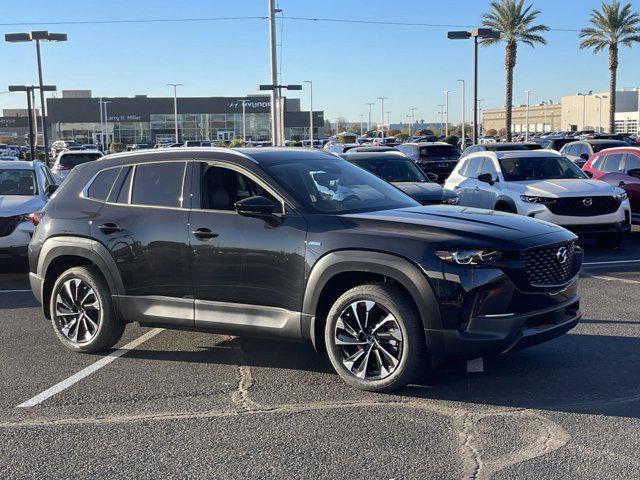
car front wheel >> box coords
[324,283,427,392]
[50,265,124,353]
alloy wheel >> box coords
[334,300,404,380]
[55,278,101,343]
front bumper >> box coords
[425,295,581,358]
[521,202,632,236]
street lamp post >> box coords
[595,95,607,133]
[240,99,247,141]
[8,85,55,160]
[443,90,450,137]
[457,80,466,149]
[360,114,365,136]
[524,90,531,141]
[167,83,183,143]
[407,107,416,138]
[303,80,313,146]
[577,91,592,131]
[386,111,391,133]
[477,99,485,135]
[437,104,445,130]
[447,28,500,145]
[377,97,388,139]
[101,100,112,150]
[366,102,374,133]
[258,83,302,145]
[5,31,68,166]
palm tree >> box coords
[481,0,549,141]
[579,1,640,134]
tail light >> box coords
[29,212,45,226]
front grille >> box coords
[546,196,619,217]
[523,240,576,286]
[0,216,21,237]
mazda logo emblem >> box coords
[583,198,593,207]
[556,247,568,264]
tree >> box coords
[481,0,549,141]
[336,117,348,133]
[579,1,640,133]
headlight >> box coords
[520,195,556,204]
[435,250,501,266]
[614,192,628,202]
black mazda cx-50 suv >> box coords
[28,148,583,392]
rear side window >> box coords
[601,153,625,173]
[87,168,120,201]
[131,162,186,207]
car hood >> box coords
[0,195,45,216]
[507,178,615,197]
[392,182,446,201]
[343,205,568,247]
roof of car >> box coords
[567,139,627,145]
[343,152,409,161]
[493,149,562,159]
[59,149,103,155]
[590,146,640,154]
[403,141,452,146]
[0,160,35,170]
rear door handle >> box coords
[98,223,123,234]
[192,228,219,240]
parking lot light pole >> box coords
[595,95,607,133]
[443,90,450,137]
[577,91,592,131]
[407,107,416,138]
[101,100,112,150]
[167,83,183,143]
[240,99,247,141]
[303,80,313,146]
[437,104,445,130]
[457,80,466,149]
[5,31,68,166]
[524,90,531,141]
[377,97,388,139]
[360,114,365,136]
[447,28,499,145]
[366,102,374,133]
[259,83,302,145]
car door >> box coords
[475,156,501,209]
[188,160,308,336]
[91,160,194,326]
[454,156,484,206]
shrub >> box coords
[228,139,245,148]
[110,142,127,153]
[444,135,459,146]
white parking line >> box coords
[583,260,640,266]
[17,328,164,408]
[466,357,484,373]
[583,274,640,285]
[0,289,32,293]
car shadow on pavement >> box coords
[122,325,640,419]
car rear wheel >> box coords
[596,234,624,249]
[50,266,124,353]
[324,283,427,392]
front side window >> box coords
[131,162,186,207]
[0,169,37,195]
[201,165,278,211]
[601,153,625,173]
[462,157,484,178]
[262,157,417,214]
[499,156,586,181]
[479,157,497,176]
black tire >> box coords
[50,265,124,353]
[324,282,427,392]
[495,202,517,214]
[596,234,624,249]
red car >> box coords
[583,146,640,224]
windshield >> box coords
[0,169,37,195]
[499,156,586,181]
[262,157,418,214]
[59,153,102,168]
[352,157,428,183]
[419,145,461,157]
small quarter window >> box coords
[87,168,120,201]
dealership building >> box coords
[1,90,323,145]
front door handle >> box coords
[98,223,123,234]
[192,228,219,240]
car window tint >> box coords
[131,162,186,208]
[479,157,497,176]
[113,167,133,203]
[87,168,120,201]
[601,153,625,173]
[201,165,277,211]
[465,157,484,178]
[624,154,640,172]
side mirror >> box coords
[477,173,495,186]
[46,184,58,195]
[580,153,590,161]
[235,196,281,223]
[584,170,594,178]
[627,168,640,179]
[425,172,439,183]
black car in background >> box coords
[396,142,462,183]
[29,148,582,392]
[343,152,458,205]
[532,137,575,151]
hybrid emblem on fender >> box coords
[556,247,568,264]
[583,198,593,207]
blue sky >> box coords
[1,0,639,124]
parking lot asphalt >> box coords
[1,229,640,479]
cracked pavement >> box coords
[1,231,640,479]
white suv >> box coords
[444,150,631,248]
